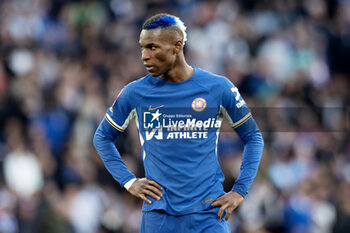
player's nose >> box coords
[141,49,151,61]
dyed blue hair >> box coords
[142,14,187,45]
[144,15,177,30]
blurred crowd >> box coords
[0,0,349,232]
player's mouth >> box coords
[145,64,156,72]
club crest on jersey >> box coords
[192,98,207,112]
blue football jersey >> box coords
[103,67,253,215]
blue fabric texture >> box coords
[140,207,230,233]
[93,67,264,215]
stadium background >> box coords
[0,0,349,232]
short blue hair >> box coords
[144,15,177,30]
[142,13,187,45]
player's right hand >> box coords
[128,178,163,204]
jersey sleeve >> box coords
[105,84,136,132]
[220,78,264,197]
[93,84,138,187]
[221,78,251,128]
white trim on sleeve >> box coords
[124,178,137,191]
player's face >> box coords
[139,29,177,77]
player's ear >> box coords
[173,41,182,54]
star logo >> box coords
[150,109,162,122]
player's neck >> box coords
[160,60,193,83]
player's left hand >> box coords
[211,191,244,221]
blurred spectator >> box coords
[3,119,43,198]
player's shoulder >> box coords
[125,74,152,88]
[122,74,154,94]
[195,67,234,88]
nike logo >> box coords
[148,105,164,111]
